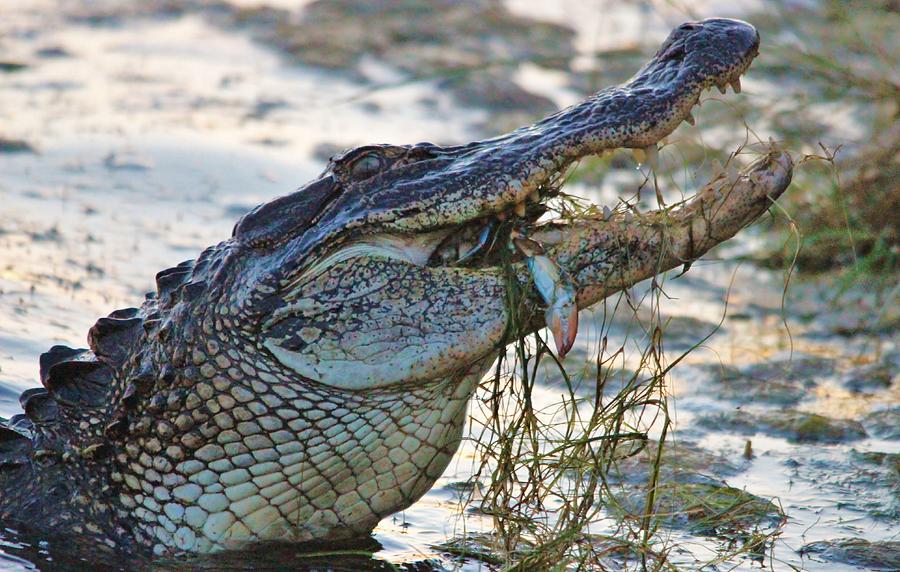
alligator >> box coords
[0,18,792,556]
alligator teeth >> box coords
[514,201,527,217]
[643,144,659,171]
[717,83,727,94]
[632,147,646,164]
[684,112,695,126]
[730,78,742,93]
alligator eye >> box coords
[349,154,384,180]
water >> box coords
[0,1,896,570]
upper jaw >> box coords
[298,18,762,270]
[384,18,760,234]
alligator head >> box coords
[0,18,792,555]
[231,17,766,387]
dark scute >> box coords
[181,280,206,302]
[88,315,143,365]
[233,175,340,249]
[155,267,192,298]
[157,261,194,280]
[108,307,140,320]
[122,382,139,406]
[155,260,196,299]
[159,364,176,385]
[43,360,112,408]
[6,414,32,433]
[0,423,30,467]
[19,387,59,423]
[130,363,156,391]
[195,244,217,266]
[39,345,90,386]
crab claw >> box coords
[546,293,578,358]
[522,250,580,359]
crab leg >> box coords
[457,219,497,264]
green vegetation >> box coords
[626,482,783,536]
[697,410,868,443]
[436,227,790,570]
[801,538,900,570]
[742,0,898,277]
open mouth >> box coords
[424,38,756,357]
[426,173,560,268]
[424,67,755,272]
[420,16,761,271]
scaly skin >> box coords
[0,18,792,555]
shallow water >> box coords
[0,1,896,570]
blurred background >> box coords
[0,0,897,570]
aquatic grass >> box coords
[736,1,896,280]
[646,1,898,284]
[224,0,886,564]
[441,154,790,570]
[607,481,786,559]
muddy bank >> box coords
[801,538,900,571]
[60,0,577,135]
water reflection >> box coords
[0,529,448,572]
